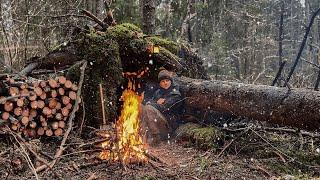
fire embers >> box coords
[99,89,147,164]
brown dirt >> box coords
[0,124,319,179]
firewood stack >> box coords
[0,75,80,138]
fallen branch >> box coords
[273,150,286,163]
[250,128,320,168]
[19,62,39,77]
[148,160,166,173]
[223,126,320,138]
[8,128,65,178]
[81,9,107,29]
[60,149,101,158]
[217,128,250,157]
[11,130,51,167]
[217,139,235,158]
[247,163,272,177]
[78,160,104,169]
[79,99,85,135]
[144,151,166,165]
[0,93,33,104]
[8,128,39,180]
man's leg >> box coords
[139,105,171,144]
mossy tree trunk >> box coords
[78,35,123,125]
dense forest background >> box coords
[1,0,320,88]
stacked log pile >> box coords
[0,75,80,138]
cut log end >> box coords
[57,76,66,84]
[48,79,58,88]
[1,75,81,138]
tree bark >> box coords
[278,1,284,66]
[286,7,320,84]
[0,0,14,66]
[140,0,155,34]
[176,76,320,130]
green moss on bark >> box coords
[74,32,123,125]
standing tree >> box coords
[0,0,14,67]
[140,0,155,34]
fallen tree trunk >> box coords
[176,76,320,130]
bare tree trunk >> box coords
[278,1,284,66]
[286,8,320,84]
[96,0,105,19]
[140,0,155,34]
[272,1,285,87]
[180,0,196,42]
[0,0,14,67]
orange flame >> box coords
[99,81,147,164]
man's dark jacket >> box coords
[146,81,182,129]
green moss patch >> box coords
[176,123,224,149]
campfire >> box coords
[99,75,147,164]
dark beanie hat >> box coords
[158,70,172,81]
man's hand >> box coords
[157,98,165,104]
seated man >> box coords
[140,69,182,144]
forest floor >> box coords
[0,120,320,180]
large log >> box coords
[176,76,320,130]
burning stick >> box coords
[99,83,107,129]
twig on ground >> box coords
[78,160,104,169]
[273,150,286,163]
[217,139,235,158]
[4,127,62,178]
[250,128,320,168]
[184,175,201,180]
[8,129,39,180]
[0,149,9,156]
[87,173,98,180]
[12,131,50,166]
[64,137,106,147]
[223,126,320,138]
[78,138,108,148]
[79,96,85,135]
[217,127,250,157]
[144,151,166,165]
[60,149,101,158]
[148,160,166,172]
[247,163,272,177]
[39,151,54,160]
